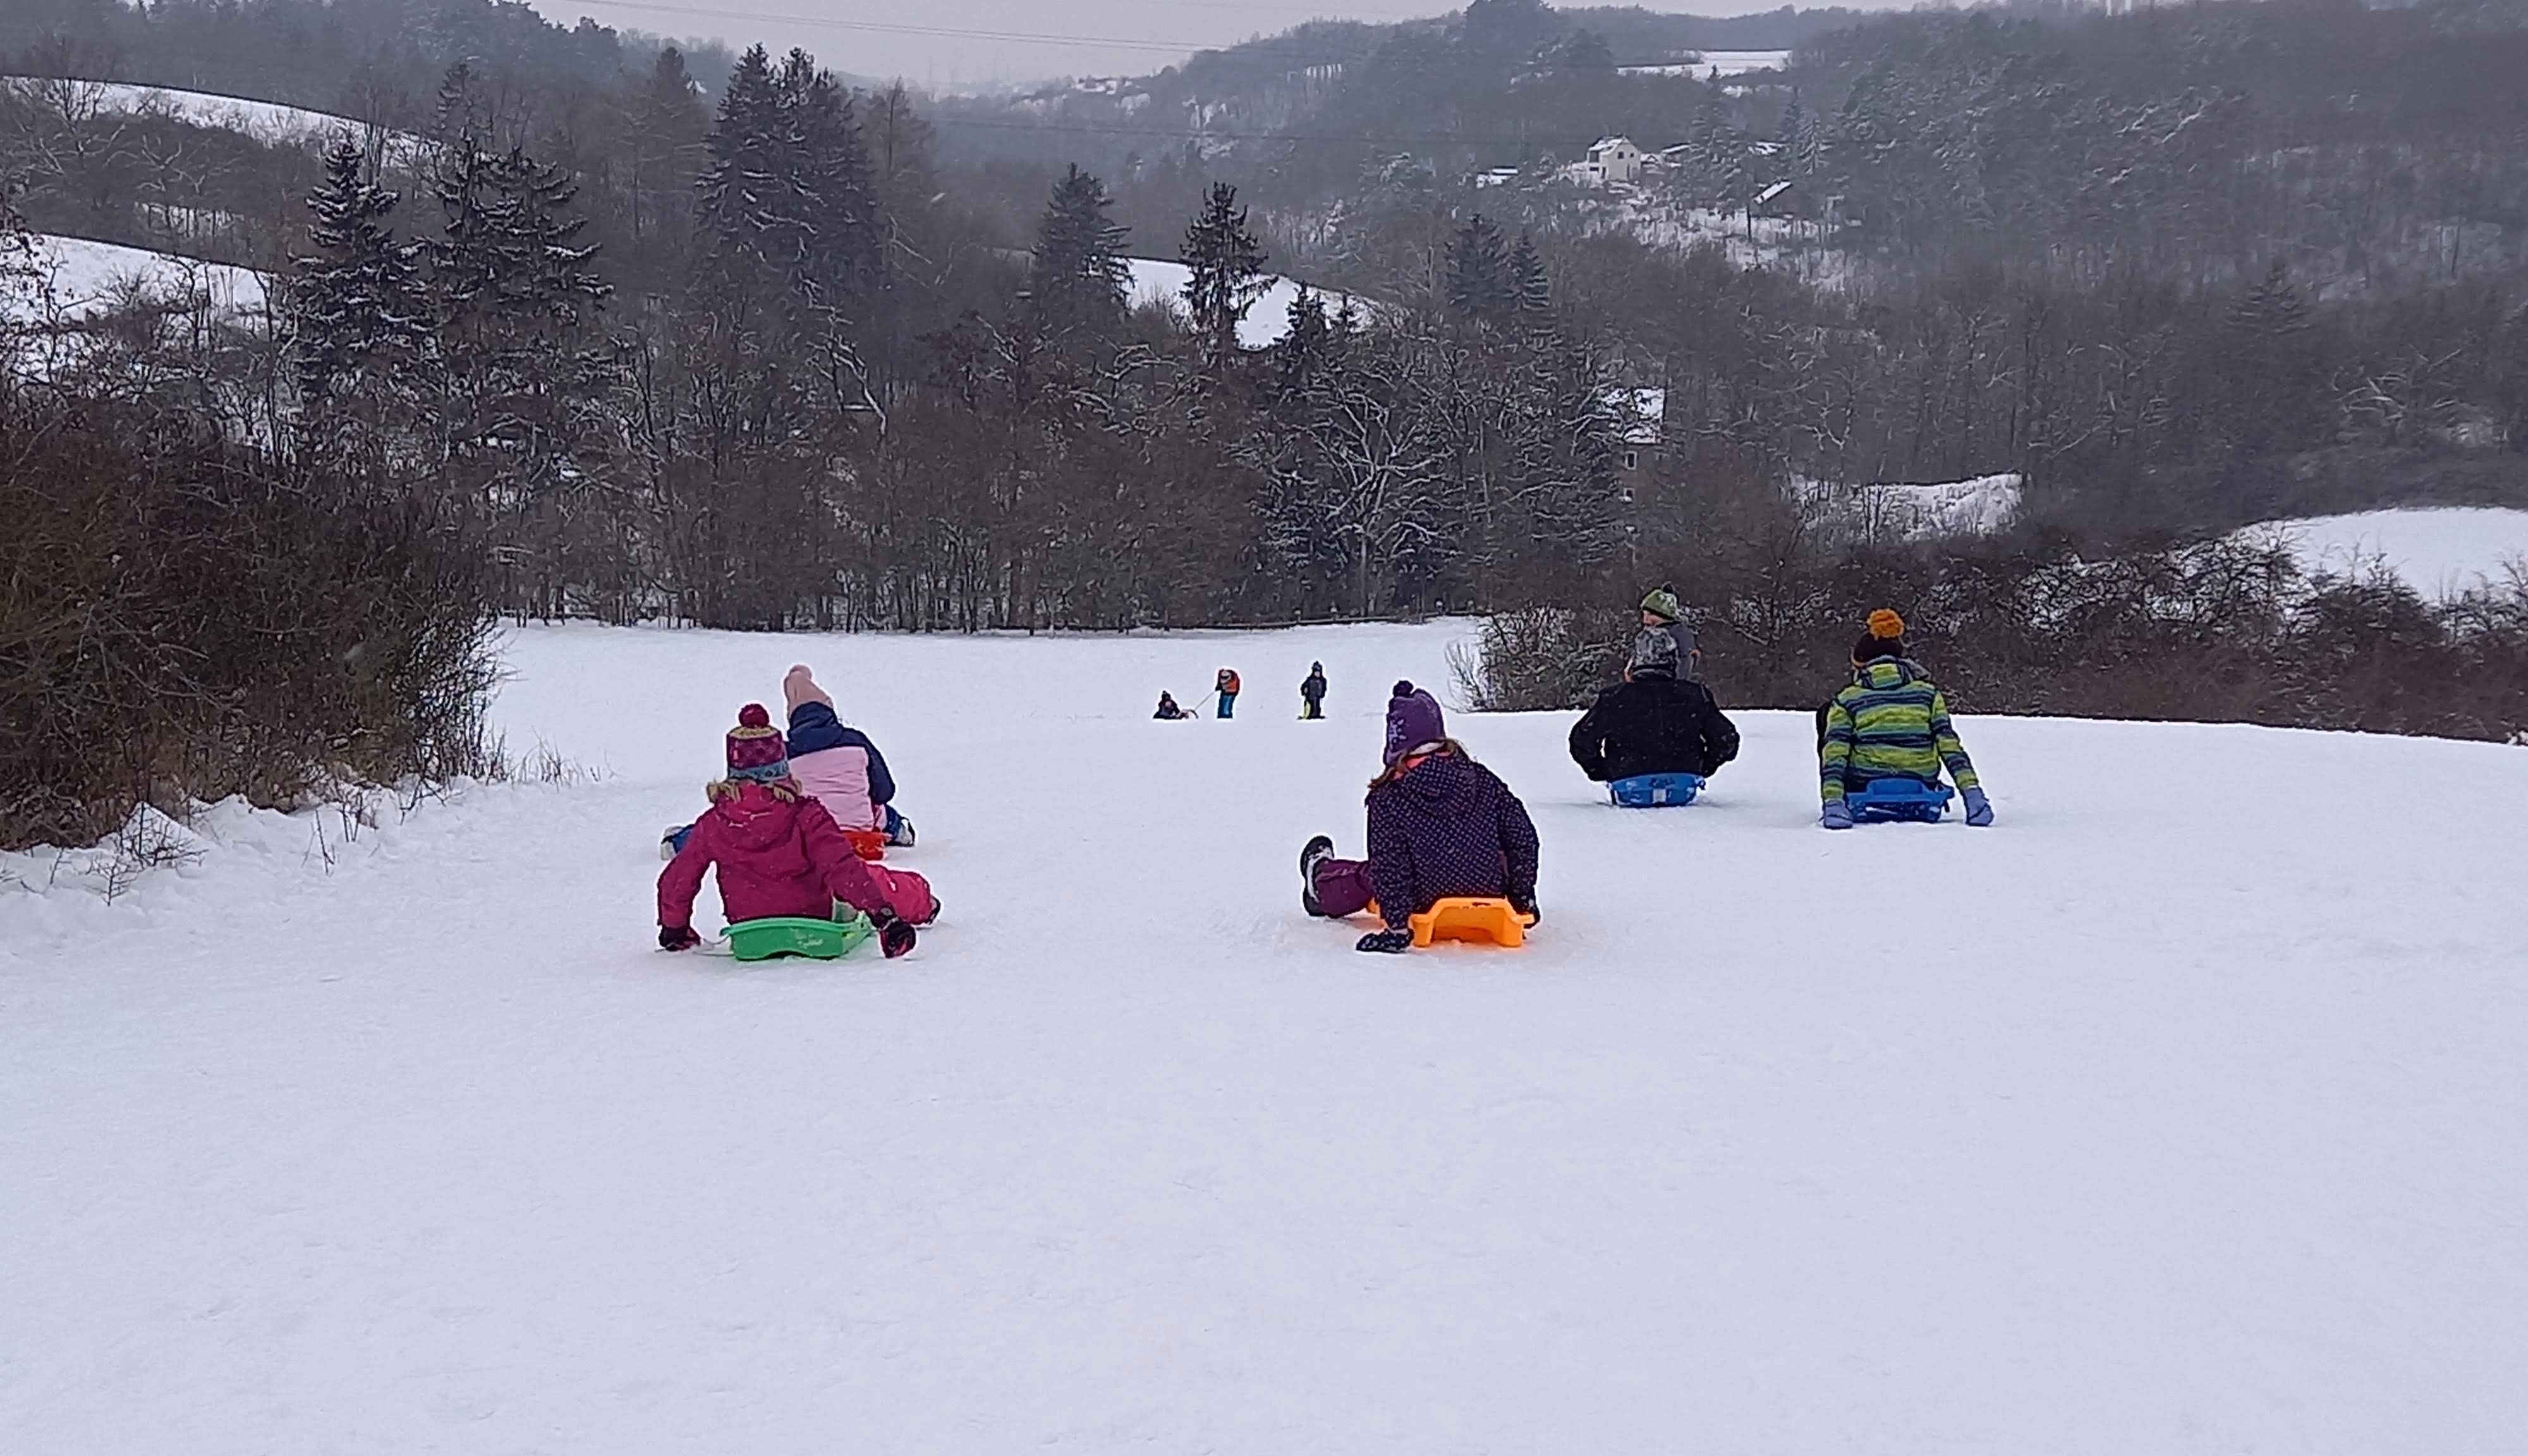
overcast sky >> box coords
[530,1,1891,91]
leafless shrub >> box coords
[0,377,497,851]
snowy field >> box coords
[2233,506,2528,598]
[1125,258,1355,348]
[6,233,268,324]
[1620,50,1793,77]
[6,619,2527,1453]
[0,76,424,165]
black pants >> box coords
[1814,703,1834,754]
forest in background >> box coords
[6,0,2528,844]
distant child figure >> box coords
[783,665,914,846]
[1299,662,1328,720]
[1154,691,1191,720]
[1819,609,1993,829]
[1216,667,1241,719]
[1298,681,1541,954]
[1639,586,1702,682]
[1569,629,1741,782]
[656,705,933,959]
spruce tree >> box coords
[1509,231,1554,336]
[291,136,432,437]
[1445,213,1512,329]
[1179,181,1268,365]
[623,48,707,267]
[695,46,785,268]
[1028,164,1131,348]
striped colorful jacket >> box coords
[1820,658,1982,804]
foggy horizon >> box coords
[527,0,1909,91]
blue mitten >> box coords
[1961,787,1994,827]
[1821,800,1855,830]
[1356,928,1413,954]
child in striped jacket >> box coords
[1819,610,1994,828]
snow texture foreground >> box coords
[4,621,2524,1453]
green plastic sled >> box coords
[723,913,875,963]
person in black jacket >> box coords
[1299,662,1328,720]
[1568,629,1742,782]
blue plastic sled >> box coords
[1844,777,1954,824]
[1608,772,1706,808]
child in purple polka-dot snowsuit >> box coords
[1302,682,1541,953]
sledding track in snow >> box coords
[5,620,2525,1453]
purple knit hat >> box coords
[1382,680,1446,766]
[724,703,791,782]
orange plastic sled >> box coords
[842,828,887,861]
[1408,897,1536,949]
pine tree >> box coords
[783,52,884,313]
[1028,164,1131,348]
[622,48,706,268]
[291,136,432,439]
[1509,231,1554,336]
[425,135,614,606]
[432,61,480,146]
[1445,212,1513,330]
[1180,181,1268,366]
[695,45,786,270]
[2227,258,2316,452]
[1557,30,1615,73]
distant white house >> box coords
[1582,136,1645,187]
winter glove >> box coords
[1961,786,1995,827]
[1510,894,1540,925]
[1356,928,1413,954]
[659,925,702,952]
[871,909,917,959]
[1820,800,1855,830]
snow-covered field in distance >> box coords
[1124,257,1358,349]
[2231,506,2528,598]
[6,233,268,324]
[0,76,424,164]
[6,619,2525,1453]
[1620,49,1793,77]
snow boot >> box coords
[1299,834,1334,917]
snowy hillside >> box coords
[1619,49,1793,77]
[1794,472,2024,543]
[0,76,424,166]
[6,233,268,324]
[1124,258,1354,349]
[6,621,2525,1453]
[2232,507,2528,598]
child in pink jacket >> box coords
[657,705,937,956]
[783,665,913,845]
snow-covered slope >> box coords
[2232,506,2528,598]
[1124,258,1353,349]
[8,233,268,323]
[6,621,2525,1453]
[1794,472,2024,542]
[1620,50,1793,77]
[1,76,424,165]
